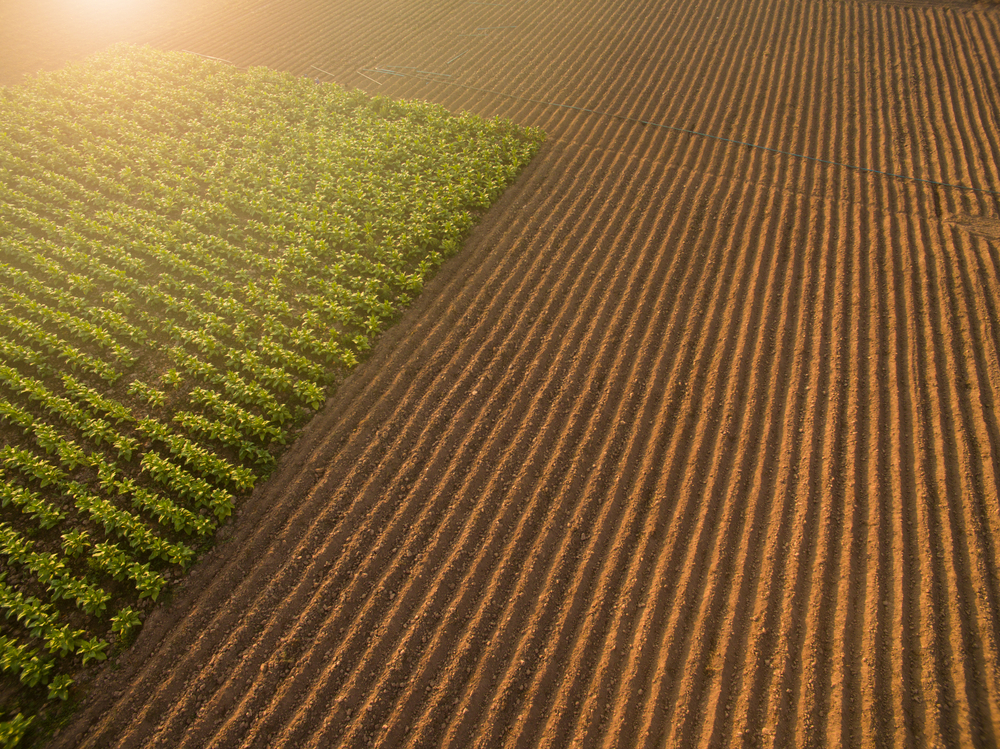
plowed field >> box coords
[6,0,1000,746]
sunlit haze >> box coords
[66,0,143,11]
[61,0,162,27]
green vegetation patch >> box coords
[0,43,542,742]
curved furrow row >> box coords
[795,10,866,742]
[500,158,768,748]
[926,8,1000,201]
[875,181,926,745]
[844,186,878,747]
[830,180,867,749]
[821,5,854,180]
[896,203,960,745]
[704,0,795,157]
[952,228,1000,513]
[912,214,1000,745]
[701,0,798,153]
[667,176,819,747]
[879,7,923,186]
[721,186,836,746]
[933,222,1000,738]
[521,194,745,746]
[442,160,747,749]
[382,137,720,744]
[752,184,842,748]
[912,9,969,204]
[922,221,987,745]
[787,187,850,748]
[619,178,783,745]
[930,13,991,193]
[701,184,838,748]
[597,0,728,131]
[958,12,1000,193]
[559,2,691,132]
[860,187,903,747]
[660,188,812,748]
[398,146,720,748]
[760,2,820,190]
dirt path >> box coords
[5,0,1000,746]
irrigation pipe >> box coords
[309,64,337,78]
[372,70,1000,198]
[381,66,452,77]
[180,50,235,64]
[356,71,382,85]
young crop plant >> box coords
[0,42,542,738]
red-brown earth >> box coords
[4,0,1000,746]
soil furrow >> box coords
[937,15,993,192]
[445,157,695,749]
[774,169,847,747]
[454,156,736,748]
[936,224,1000,743]
[519,170,764,749]
[834,184,868,748]
[898,209,954,746]
[729,182,833,747]
[671,178,816,749]
[850,189,891,748]
[559,161,768,749]
[634,175,789,746]
[915,217,997,746]
[330,148,671,749]
[921,10,973,195]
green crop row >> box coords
[0,43,542,740]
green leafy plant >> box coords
[110,606,141,638]
[0,42,542,730]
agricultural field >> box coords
[3,0,1000,748]
[0,43,541,745]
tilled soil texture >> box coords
[9,0,1000,746]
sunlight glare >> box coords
[68,0,141,10]
[62,0,150,21]
[61,0,160,30]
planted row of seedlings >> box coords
[0,43,543,744]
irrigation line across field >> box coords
[374,71,1000,198]
[179,50,235,64]
[381,66,452,77]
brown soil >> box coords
[4,0,1000,746]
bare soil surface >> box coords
[4,0,1000,746]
